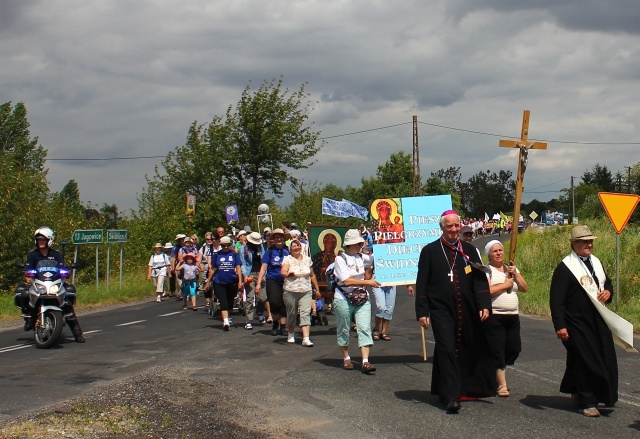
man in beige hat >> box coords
[550,225,617,417]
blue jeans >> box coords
[334,299,373,348]
[372,285,396,320]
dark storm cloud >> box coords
[446,0,640,35]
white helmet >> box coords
[34,226,55,247]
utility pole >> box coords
[412,115,421,196]
[626,166,632,193]
[499,110,548,263]
[571,176,575,224]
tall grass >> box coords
[504,219,640,331]
[0,268,153,322]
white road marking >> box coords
[83,330,101,334]
[115,320,146,327]
[159,311,182,317]
[0,344,31,353]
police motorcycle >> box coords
[15,259,81,348]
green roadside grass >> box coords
[506,219,640,332]
[0,269,152,322]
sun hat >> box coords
[484,239,503,258]
[175,233,186,240]
[237,230,247,237]
[570,225,597,241]
[153,242,163,249]
[289,229,301,237]
[183,252,196,261]
[263,227,272,233]
[460,226,473,235]
[270,228,290,239]
[164,242,173,249]
[247,232,263,245]
[220,236,233,245]
[183,236,192,243]
[343,229,364,246]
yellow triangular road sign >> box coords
[598,192,640,233]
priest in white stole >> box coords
[550,225,617,418]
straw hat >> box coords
[569,225,597,241]
[270,228,290,239]
[164,242,173,249]
[153,242,163,249]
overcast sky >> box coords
[2,0,639,214]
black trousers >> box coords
[485,314,521,369]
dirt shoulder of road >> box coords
[0,368,312,439]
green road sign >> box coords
[72,229,104,245]
[107,229,128,243]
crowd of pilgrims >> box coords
[146,215,619,417]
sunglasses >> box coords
[221,244,232,248]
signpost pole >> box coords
[120,244,124,289]
[106,244,111,293]
[616,233,620,311]
[96,245,99,291]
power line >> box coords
[47,155,166,161]
[45,119,639,162]
[524,178,570,192]
[318,122,411,140]
[417,121,640,145]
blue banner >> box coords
[342,198,369,220]
[322,197,349,218]
[371,195,452,286]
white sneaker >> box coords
[156,295,162,303]
[287,333,295,344]
[302,338,314,347]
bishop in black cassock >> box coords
[415,211,494,413]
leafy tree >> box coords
[0,102,51,292]
[581,163,614,191]
[359,151,415,202]
[461,170,515,218]
[223,77,323,222]
[431,167,463,192]
[0,102,47,173]
[423,175,462,213]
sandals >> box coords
[373,331,380,341]
[380,333,391,341]
[192,307,198,311]
[497,387,510,397]
[182,306,188,310]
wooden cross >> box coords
[499,110,547,263]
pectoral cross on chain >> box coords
[448,271,454,283]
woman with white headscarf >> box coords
[484,239,528,397]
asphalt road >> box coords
[1,278,639,438]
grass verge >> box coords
[506,219,640,332]
[0,269,152,322]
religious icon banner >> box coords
[308,225,349,289]
[370,195,452,286]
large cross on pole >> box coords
[499,110,547,263]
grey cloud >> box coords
[446,0,640,34]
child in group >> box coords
[147,243,171,302]
[175,252,201,311]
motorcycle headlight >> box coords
[35,284,47,295]
[49,284,60,295]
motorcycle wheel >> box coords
[34,310,64,349]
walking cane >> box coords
[421,326,428,361]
